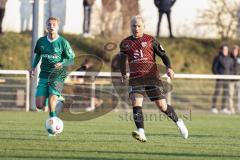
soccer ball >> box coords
[45,117,64,135]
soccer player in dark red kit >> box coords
[119,15,188,142]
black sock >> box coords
[163,105,179,123]
[133,106,144,129]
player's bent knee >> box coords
[130,93,143,107]
[159,105,167,112]
[155,99,167,111]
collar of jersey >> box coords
[47,34,60,43]
[132,34,144,39]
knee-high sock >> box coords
[133,106,144,129]
[163,105,178,122]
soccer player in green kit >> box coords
[29,17,75,118]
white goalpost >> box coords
[0,70,30,111]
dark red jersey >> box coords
[120,34,171,79]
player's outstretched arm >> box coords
[118,52,128,82]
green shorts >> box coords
[36,78,61,97]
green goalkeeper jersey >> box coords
[32,35,75,78]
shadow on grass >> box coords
[0,155,126,160]
[1,149,239,159]
[0,136,128,143]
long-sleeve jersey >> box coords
[119,34,171,79]
[32,35,75,78]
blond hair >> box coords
[46,17,60,24]
[131,15,144,25]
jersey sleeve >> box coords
[31,54,41,68]
[34,40,41,55]
[118,53,127,76]
[119,40,129,75]
[61,40,75,66]
[119,39,131,54]
[152,38,171,68]
[119,40,125,53]
[32,39,42,68]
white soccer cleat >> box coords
[132,131,147,142]
[176,119,188,139]
[211,108,219,114]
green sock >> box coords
[50,111,57,117]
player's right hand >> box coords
[29,68,35,78]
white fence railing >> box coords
[1,70,240,112]
[68,72,240,111]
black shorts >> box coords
[129,85,166,101]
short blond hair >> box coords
[46,17,60,24]
[131,15,144,25]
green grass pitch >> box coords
[0,111,239,160]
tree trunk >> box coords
[120,0,139,35]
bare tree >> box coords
[197,0,240,40]
[100,0,123,37]
[120,0,139,35]
[99,0,139,37]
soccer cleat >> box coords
[176,119,188,139]
[132,131,147,142]
[211,108,219,114]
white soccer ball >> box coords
[45,117,64,135]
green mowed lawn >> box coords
[0,111,239,160]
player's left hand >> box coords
[167,68,174,80]
[54,63,62,69]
